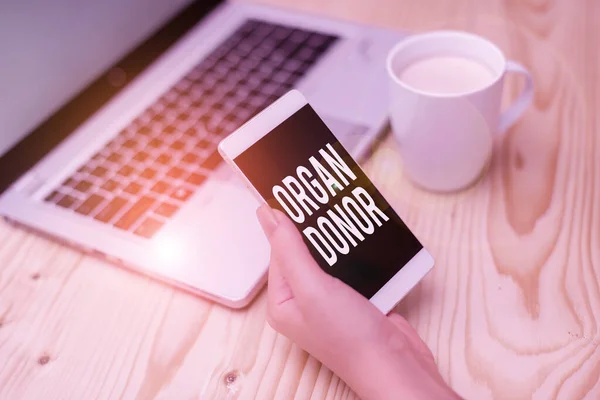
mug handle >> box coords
[497,60,534,134]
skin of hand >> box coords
[256,205,460,400]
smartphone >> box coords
[219,90,433,313]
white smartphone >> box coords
[219,90,434,314]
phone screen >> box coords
[234,104,423,298]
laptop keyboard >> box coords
[43,19,338,239]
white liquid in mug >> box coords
[398,56,497,95]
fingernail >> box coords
[256,205,279,238]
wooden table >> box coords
[1,0,599,398]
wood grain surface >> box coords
[1,0,599,398]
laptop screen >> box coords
[0,0,194,158]
[0,0,223,195]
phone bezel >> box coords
[218,90,434,314]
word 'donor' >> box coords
[272,143,389,266]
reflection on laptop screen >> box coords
[0,0,193,157]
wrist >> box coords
[344,336,459,400]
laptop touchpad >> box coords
[155,180,269,299]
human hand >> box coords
[257,204,460,400]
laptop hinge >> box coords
[12,172,46,198]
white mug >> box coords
[386,31,534,192]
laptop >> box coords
[0,0,405,308]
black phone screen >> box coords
[234,104,423,298]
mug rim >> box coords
[386,30,507,98]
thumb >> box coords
[257,205,331,297]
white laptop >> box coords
[0,0,405,308]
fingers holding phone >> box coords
[219,90,434,314]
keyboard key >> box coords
[191,99,204,109]
[101,179,120,192]
[186,172,206,186]
[195,138,211,150]
[62,177,77,188]
[297,47,315,61]
[75,194,105,216]
[138,126,152,136]
[290,29,309,43]
[198,114,211,127]
[170,186,194,202]
[163,125,177,135]
[258,63,276,76]
[181,152,199,165]
[90,166,109,178]
[114,196,156,231]
[223,113,240,125]
[164,102,178,111]
[74,180,93,193]
[95,196,128,223]
[124,182,143,195]
[107,152,123,164]
[155,202,179,218]
[91,152,104,162]
[170,140,186,151]
[45,190,63,203]
[151,114,165,124]
[272,25,292,39]
[211,125,225,137]
[234,107,255,121]
[202,87,215,97]
[281,58,303,73]
[77,164,92,174]
[183,127,198,137]
[57,194,77,209]
[151,181,171,194]
[272,70,292,84]
[140,167,158,180]
[307,32,328,47]
[166,166,186,180]
[200,150,223,170]
[165,102,179,113]
[156,154,172,166]
[266,94,280,106]
[117,165,136,178]
[122,139,137,149]
[134,217,164,239]
[133,151,150,163]
[148,138,164,149]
